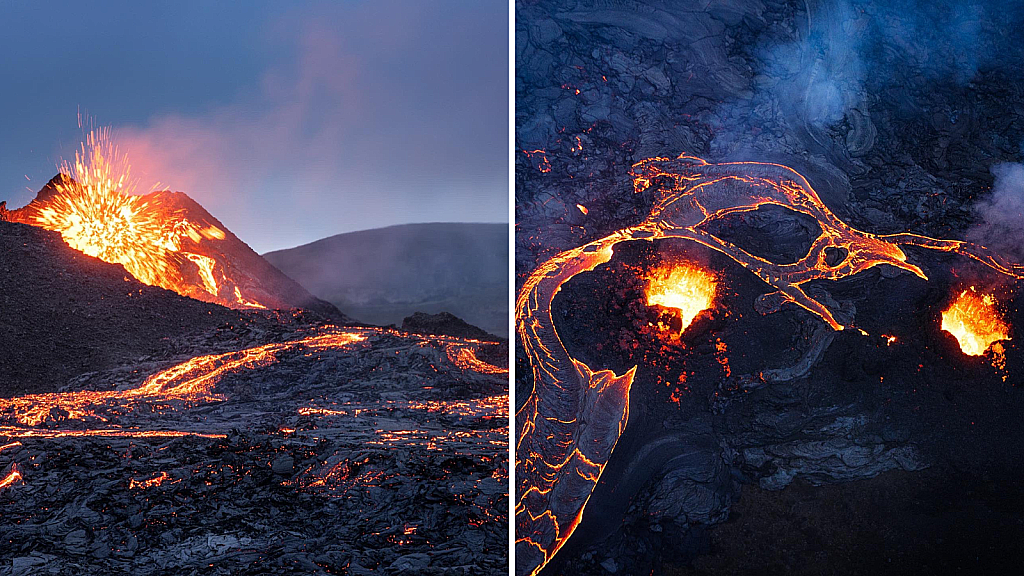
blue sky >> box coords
[0,1,508,252]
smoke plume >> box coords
[968,163,1024,262]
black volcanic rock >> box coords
[402,311,497,341]
[263,223,508,336]
[0,221,252,396]
[0,301,509,575]
[516,0,1024,573]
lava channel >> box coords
[515,154,1024,576]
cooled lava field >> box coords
[0,214,508,574]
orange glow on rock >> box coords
[646,263,716,334]
[0,328,367,428]
[941,287,1010,356]
[8,127,271,310]
[128,471,174,490]
[515,154,1024,576]
[446,345,508,375]
[0,465,22,491]
[233,286,268,309]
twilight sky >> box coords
[0,1,508,253]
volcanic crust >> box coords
[516,0,1024,574]
[0,210,509,574]
[402,311,501,342]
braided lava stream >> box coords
[0,327,507,493]
[515,155,1023,576]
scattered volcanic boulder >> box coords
[0,220,248,396]
[9,178,346,321]
[401,311,498,341]
[262,223,508,336]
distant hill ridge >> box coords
[263,223,508,337]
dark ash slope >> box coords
[0,221,248,396]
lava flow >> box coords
[0,465,22,491]
[8,126,269,310]
[646,262,716,334]
[515,155,1024,576]
[0,324,508,572]
[0,327,367,432]
[447,344,511,375]
[942,287,1010,357]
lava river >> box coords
[515,155,1024,576]
[0,325,509,573]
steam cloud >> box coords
[710,0,1024,157]
[114,2,507,253]
[968,163,1024,262]
[761,0,1022,128]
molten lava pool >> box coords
[646,263,716,334]
[941,287,1010,356]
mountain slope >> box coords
[263,223,508,336]
[8,175,345,320]
[0,221,249,395]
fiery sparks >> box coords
[941,288,1010,356]
[646,263,716,334]
[20,128,179,287]
[8,126,273,310]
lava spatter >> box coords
[646,262,717,335]
[8,127,272,310]
[941,287,1010,356]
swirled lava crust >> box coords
[514,155,1023,576]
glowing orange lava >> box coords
[0,465,22,491]
[20,128,181,286]
[646,263,716,333]
[446,345,509,375]
[0,326,508,520]
[515,155,1024,576]
[941,288,1010,356]
[234,286,268,309]
[129,471,174,490]
[8,126,269,309]
[0,328,368,428]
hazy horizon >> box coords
[1,1,509,254]
[260,220,508,254]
